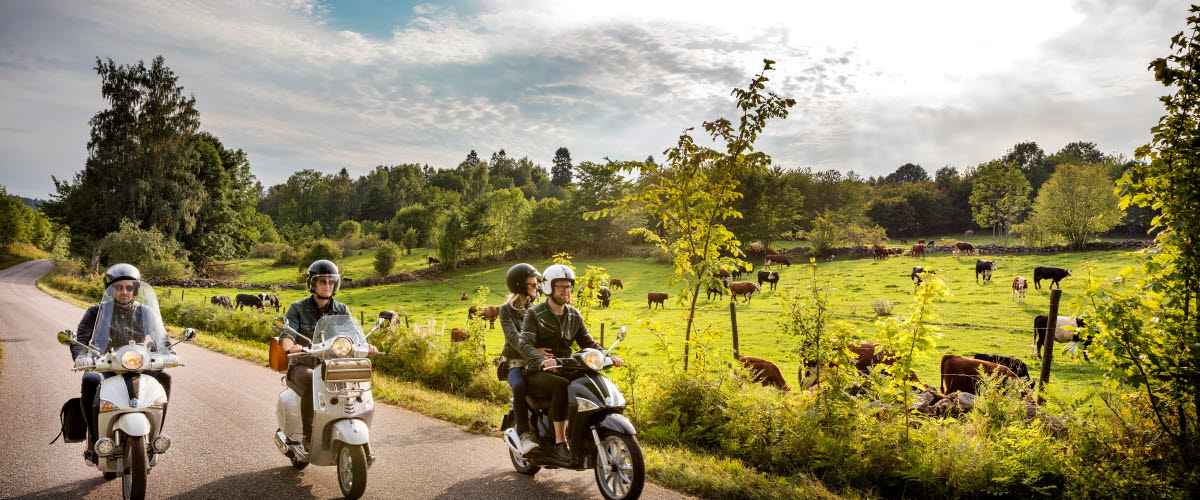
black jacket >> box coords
[70,302,151,359]
[517,301,601,370]
[499,302,529,362]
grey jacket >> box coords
[499,302,529,362]
[282,295,350,367]
[517,301,601,370]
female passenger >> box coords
[499,263,543,455]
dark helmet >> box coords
[506,263,541,297]
[104,263,141,290]
[306,259,341,297]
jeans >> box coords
[526,370,569,422]
[507,367,530,434]
[287,364,315,437]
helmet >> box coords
[506,263,541,297]
[306,260,341,297]
[104,263,141,290]
[540,264,575,296]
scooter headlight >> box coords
[582,350,604,371]
[152,435,171,453]
[95,438,116,457]
[120,350,144,370]
[331,336,353,357]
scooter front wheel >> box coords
[593,431,644,500]
[337,444,368,499]
[121,435,148,500]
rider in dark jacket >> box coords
[499,263,543,455]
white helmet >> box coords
[540,264,576,295]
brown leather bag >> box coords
[268,337,288,372]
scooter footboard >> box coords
[331,418,370,446]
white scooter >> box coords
[58,327,194,500]
[271,315,383,499]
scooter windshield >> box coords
[90,281,169,354]
[311,314,366,345]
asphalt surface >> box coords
[0,260,690,500]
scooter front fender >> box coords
[115,412,152,437]
[594,413,636,435]
[331,418,370,446]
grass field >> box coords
[225,247,432,283]
[164,243,1147,392]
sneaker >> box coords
[551,443,571,463]
[519,433,539,455]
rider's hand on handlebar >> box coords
[542,358,559,370]
[287,343,305,354]
[610,355,625,367]
[537,347,554,359]
[367,344,379,356]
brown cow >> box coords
[918,238,926,244]
[728,281,760,303]
[872,245,889,260]
[763,254,791,269]
[940,354,1017,394]
[609,278,624,290]
[647,291,668,309]
[468,305,500,328]
[953,241,976,259]
[911,244,925,258]
[460,293,469,300]
[737,355,790,391]
[427,255,440,265]
[800,341,915,388]
[889,247,904,255]
[450,328,468,342]
[1011,276,1028,303]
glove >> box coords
[74,356,94,370]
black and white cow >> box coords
[757,270,780,291]
[976,259,997,284]
[973,353,1033,389]
[1033,315,1091,360]
[910,266,936,284]
[258,293,280,312]
[596,287,611,308]
[1033,266,1072,290]
[235,293,264,311]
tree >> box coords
[373,241,401,275]
[589,60,795,370]
[98,219,191,277]
[1025,164,1123,249]
[0,186,32,244]
[434,209,468,268]
[301,239,341,269]
[866,196,919,237]
[44,56,204,257]
[1001,141,1050,191]
[337,220,362,240]
[883,163,929,184]
[969,160,1031,244]
[401,227,418,255]
[552,147,572,187]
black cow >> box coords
[910,266,936,284]
[976,259,997,284]
[731,266,750,280]
[235,293,264,311]
[1034,315,1091,361]
[258,293,280,312]
[597,287,611,308]
[706,279,729,300]
[757,270,780,291]
[210,295,233,309]
[1033,266,1072,290]
[973,353,1033,389]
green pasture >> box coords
[165,244,1145,392]
[224,247,432,284]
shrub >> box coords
[872,299,895,316]
[140,258,194,279]
[374,241,401,275]
[248,242,289,259]
[301,239,341,268]
[52,259,87,278]
[273,246,301,267]
[336,220,362,240]
[360,234,381,249]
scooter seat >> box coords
[525,395,553,410]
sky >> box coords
[0,0,1187,200]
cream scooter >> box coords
[271,315,383,499]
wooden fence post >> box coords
[1037,289,1062,405]
[600,323,605,347]
[730,301,740,359]
[360,311,365,326]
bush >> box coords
[301,239,341,268]
[374,241,401,275]
[369,318,507,403]
[249,242,289,259]
[872,299,895,316]
[360,234,382,249]
[140,258,194,279]
[98,219,189,267]
[337,220,362,240]
[273,246,301,267]
[52,259,87,278]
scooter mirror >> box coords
[617,327,626,340]
[56,329,76,345]
[271,317,290,332]
[180,328,196,341]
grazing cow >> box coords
[1011,276,1028,302]
[737,355,790,391]
[235,293,264,311]
[975,259,997,284]
[973,353,1033,389]
[911,244,925,258]
[763,254,791,269]
[918,238,926,244]
[596,287,611,307]
[1034,315,1091,360]
[468,305,500,328]
[910,266,936,284]
[647,291,669,309]
[826,254,835,261]
[953,241,976,259]
[210,295,233,309]
[940,354,1018,395]
[872,245,890,260]
[460,293,469,300]
[258,293,281,312]
[706,280,729,301]
[427,255,440,265]
[889,247,904,256]
[450,328,468,342]
[800,341,917,389]
[731,266,751,280]
[757,270,780,291]
[609,278,624,290]
[965,230,975,237]
[728,281,760,303]
[378,310,401,330]
[901,239,908,245]
[1032,266,1072,290]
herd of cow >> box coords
[209,292,281,312]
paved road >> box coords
[0,260,688,500]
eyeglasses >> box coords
[553,284,573,291]
[316,278,339,286]
[112,284,136,292]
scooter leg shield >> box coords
[595,413,637,435]
[115,412,152,437]
[330,418,370,446]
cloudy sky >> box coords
[0,0,1186,199]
